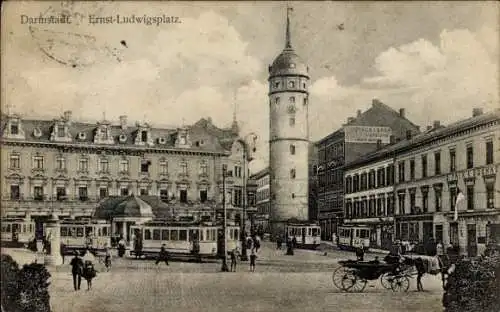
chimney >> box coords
[372,98,381,107]
[63,110,72,121]
[406,130,412,140]
[347,117,355,123]
[119,115,128,129]
[472,108,483,117]
[399,108,405,118]
[357,109,362,117]
[433,120,441,129]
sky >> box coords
[2,1,499,172]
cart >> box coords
[332,259,415,292]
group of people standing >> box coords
[69,249,99,291]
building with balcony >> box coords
[250,168,271,232]
[1,111,254,238]
[316,99,420,240]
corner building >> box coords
[268,9,310,236]
[1,112,253,237]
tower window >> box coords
[290,169,296,179]
[292,193,295,199]
[303,98,308,106]
[289,96,295,104]
[289,117,295,126]
[303,83,306,89]
[290,145,296,155]
[275,97,280,105]
[274,82,280,89]
[288,81,295,88]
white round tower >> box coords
[269,7,310,236]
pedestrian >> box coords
[104,246,112,271]
[254,235,261,253]
[156,244,169,266]
[230,247,240,272]
[82,249,97,290]
[117,236,126,258]
[276,236,282,250]
[355,245,365,261]
[249,247,257,272]
[292,236,297,249]
[70,251,83,291]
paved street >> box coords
[3,243,443,312]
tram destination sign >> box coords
[344,126,392,144]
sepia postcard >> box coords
[1,1,499,312]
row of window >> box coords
[272,80,307,90]
[345,195,395,219]
[345,165,395,194]
[318,169,343,189]
[397,141,494,183]
[318,142,345,163]
[9,154,244,178]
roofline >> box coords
[344,110,500,170]
[250,167,269,179]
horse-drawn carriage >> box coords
[332,259,417,292]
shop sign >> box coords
[447,164,498,182]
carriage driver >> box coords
[384,240,403,264]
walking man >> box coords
[70,251,83,291]
[230,247,240,272]
[156,244,169,266]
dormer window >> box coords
[289,63,296,69]
[33,128,42,138]
[94,123,113,144]
[57,125,65,137]
[141,131,147,142]
[10,124,19,135]
[134,123,154,146]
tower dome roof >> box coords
[269,48,308,77]
[269,7,308,78]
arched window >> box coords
[290,145,296,155]
[289,96,295,104]
[275,97,280,105]
[288,81,295,88]
[290,169,296,179]
[303,98,308,106]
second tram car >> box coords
[337,225,371,250]
[129,221,241,260]
[286,223,321,249]
[45,219,111,255]
[1,218,35,247]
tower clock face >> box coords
[287,105,296,114]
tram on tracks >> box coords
[286,223,321,249]
[44,219,111,255]
[1,217,35,247]
[129,220,241,260]
[337,225,371,251]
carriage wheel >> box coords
[332,267,350,290]
[390,275,410,292]
[341,272,367,292]
[380,272,395,290]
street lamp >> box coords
[240,133,258,262]
[220,164,229,272]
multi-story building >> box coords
[250,168,271,232]
[393,108,500,257]
[342,107,500,256]
[344,153,396,249]
[1,111,255,237]
[268,9,310,236]
[316,99,420,240]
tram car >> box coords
[129,221,241,260]
[286,223,321,249]
[1,217,35,247]
[44,219,111,255]
[337,225,371,251]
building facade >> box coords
[316,99,420,240]
[342,107,500,256]
[393,108,500,257]
[344,157,396,249]
[268,9,310,235]
[1,112,254,236]
[250,168,271,232]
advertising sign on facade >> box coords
[344,126,392,144]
